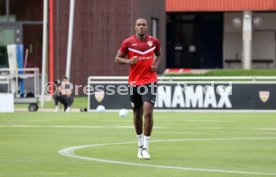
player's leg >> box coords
[141,101,154,159]
[142,82,156,137]
[133,105,143,158]
[69,96,74,106]
[60,96,68,112]
[143,101,154,136]
[65,96,73,112]
[130,85,144,158]
[133,106,143,135]
[141,82,157,159]
[53,94,60,112]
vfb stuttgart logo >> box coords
[259,91,270,103]
[95,90,105,103]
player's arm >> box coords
[151,49,162,72]
[65,84,73,96]
[115,50,138,65]
[115,50,128,64]
[57,85,63,95]
[65,89,72,96]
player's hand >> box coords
[129,56,138,65]
[151,65,157,72]
[65,89,72,96]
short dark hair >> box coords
[54,79,61,85]
[136,18,147,24]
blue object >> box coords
[16,44,25,96]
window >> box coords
[9,0,43,21]
[151,18,159,38]
[0,0,7,20]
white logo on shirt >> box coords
[147,40,153,47]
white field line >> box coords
[185,120,237,123]
[156,131,202,134]
[193,127,230,130]
[254,128,276,131]
[188,127,276,131]
[0,124,163,129]
[0,125,133,129]
[256,133,276,135]
[1,125,275,131]
[59,138,276,176]
[100,120,132,122]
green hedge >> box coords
[164,69,276,76]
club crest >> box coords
[147,40,153,47]
[95,90,105,103]
[259,91,270,103]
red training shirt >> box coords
[119,34,161,85]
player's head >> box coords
[135,18,147,37]
[54,79,61,86]
[62,76,69,82]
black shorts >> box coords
[129,82,157,109]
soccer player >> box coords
[54,76,74,112]
[115,18,162,159]
[53,79,61,112]
[60,76,74,112]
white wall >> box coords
[223,12,276,69]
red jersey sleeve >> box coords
[119,39,129,54]
[154,39,161,56]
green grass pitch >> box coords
[1,112,276,177]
